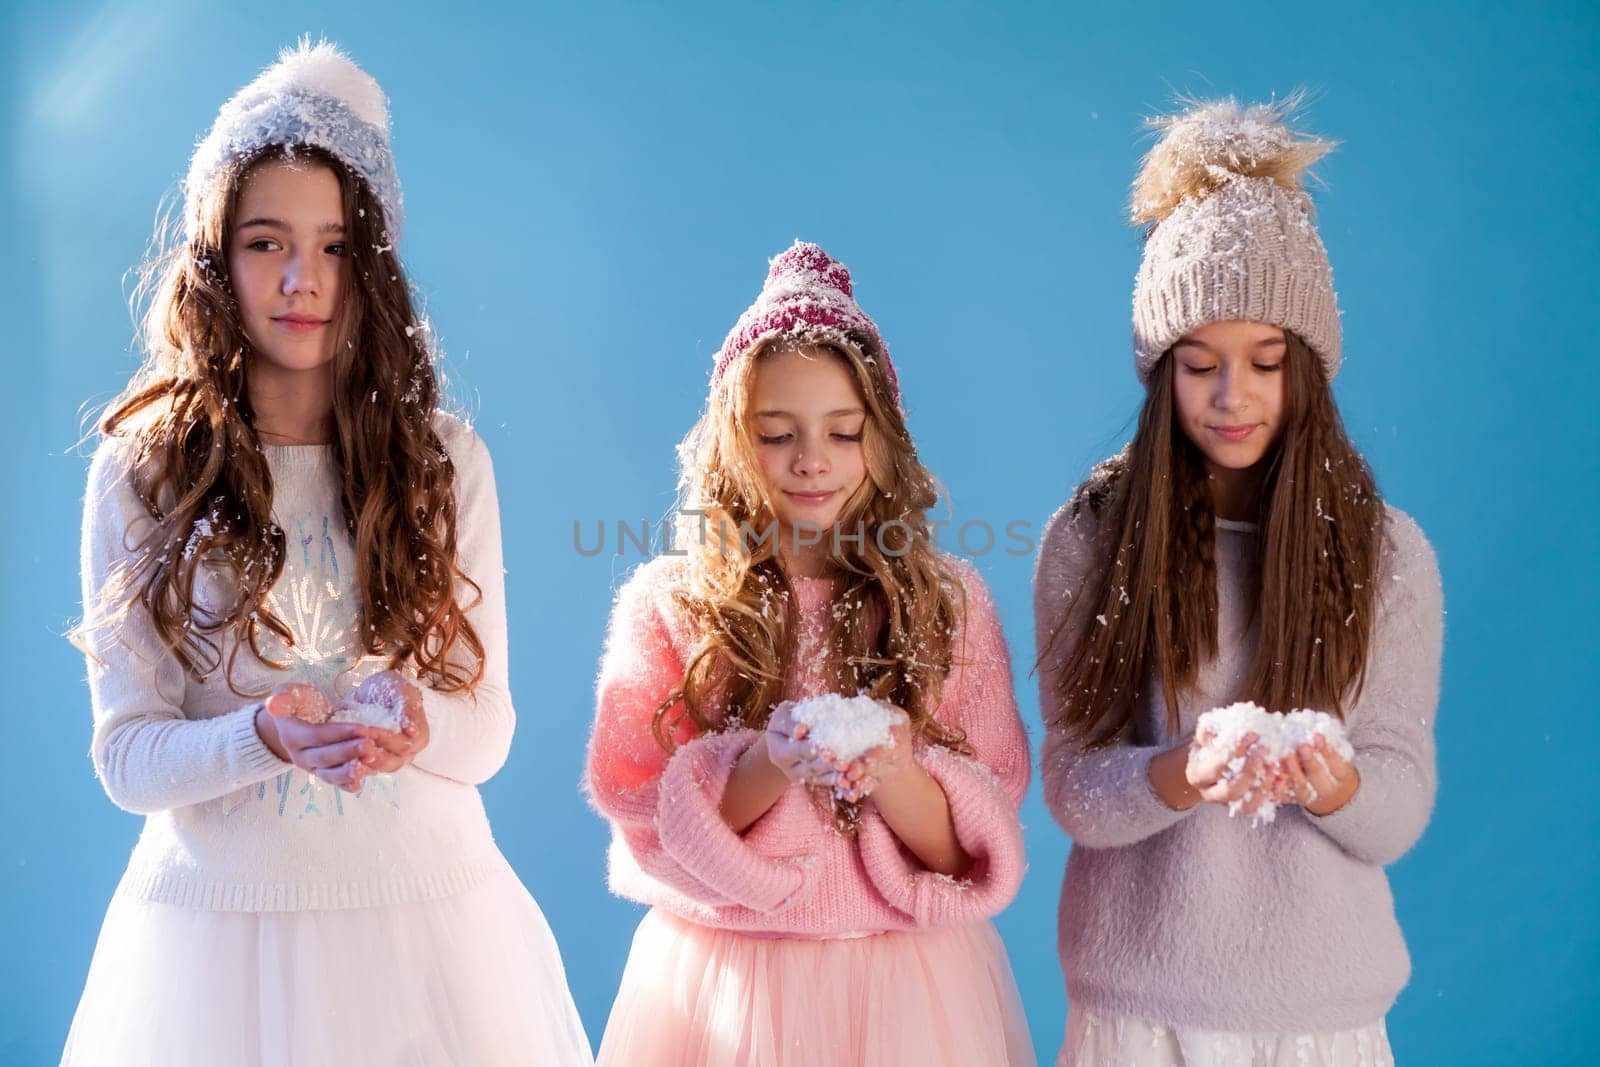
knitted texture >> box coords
[78,415,515,911]
[1131,98,1341,381]
[1033,496,1443,1031]
[713,240,900,401]
[185,39,403,242]
[585,555,1029,936]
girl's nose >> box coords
[282,253,322,297]
[793,447,828,478]
[1214,367,1247,412]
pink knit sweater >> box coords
[585,554,1030,938]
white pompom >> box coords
[250,36,389,132]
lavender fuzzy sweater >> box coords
[1033,500,1443,1032]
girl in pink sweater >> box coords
[586,241,1036,1066]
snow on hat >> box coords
[184,38,403,243]
[713,240,900,402]
[1130,97,1342,382]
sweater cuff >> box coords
[655,729,821,914]
[856,747,1026,927]
[1305,757,1421,866]
[230,703,293,778]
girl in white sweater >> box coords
[61,41,591,1066]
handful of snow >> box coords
[1194,701,1352,826]
[786,693,898,763]
[330,674,413,733]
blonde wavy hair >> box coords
[654,335,973,780]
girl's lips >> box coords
[1211,424,1258,442]
[273,315,328,333]
[785,490,838,505]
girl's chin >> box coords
[246,350,338,373]
[776,512,847,539]
[1202,452,1271,471]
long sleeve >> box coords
[411,423,516,786]
[1034,502,1194,848]
[1307,510,1444,865]
[855,560,1030,926]
[81,442,290,816]
[585,560,821,912]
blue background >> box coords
[4,1,1596,1062]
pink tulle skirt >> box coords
[596,908,1037,1067]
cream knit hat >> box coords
[185,39,402,243]
[1130,97,1341,381]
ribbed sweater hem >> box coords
[114,854,513,912]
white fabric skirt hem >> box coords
[61,868,593,1067]
[1058,1005,1393,1067]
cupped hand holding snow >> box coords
[1191,702,1354,825]
[768,694,906,803]
[334,670,418,732]
[764,701,843,786]
[264,681,334,724]
[257,682,373,794]
[331,671,429,776]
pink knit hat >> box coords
[712,240,899,401]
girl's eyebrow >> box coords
[235,217,347,234]
[754,408,865,418]
[1172,337,1286,353]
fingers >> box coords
[1188,731,1259,791]
[1298,742,1339,798]
[1283,751,1318,806]
[1236,786,1268,816]
[366,726,417,758]
[1314,734,1354,778]
[265,683,331,722]
[1197,743,1266,805]
[361,749,408,775]
[312,760,366,792]
[298,737,374,771]
[1223,745,1266,802]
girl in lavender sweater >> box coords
[1034,100,1444,1065]
[62,42,590,1066]
[586,241,1035,1066]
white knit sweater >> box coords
[79,414,517,911]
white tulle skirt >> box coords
[1058,1006,1394,1067]
[61,868,593,1066]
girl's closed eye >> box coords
[1180,362,1217,376]
[758,433,792,445]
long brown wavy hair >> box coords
[656,336,973,783]
[1042,331,1383,746]
[80,144,483,695]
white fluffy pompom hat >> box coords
[183,38,403,243]
[1130,96,1342,382]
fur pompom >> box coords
[1130,94,1335,225]
[251,36,389,132]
